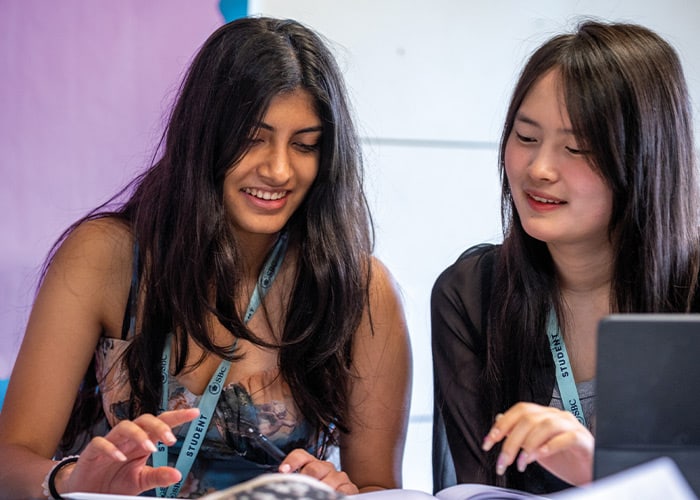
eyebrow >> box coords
[257,122,323,135]
[514,112,574,135]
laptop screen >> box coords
[594,314,700,493]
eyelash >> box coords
[246,138,320,153]
[515,132,536,143]
[294,142,320,153]
[515,132,585,155]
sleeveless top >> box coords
[92,246,326,498]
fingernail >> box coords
[496,453,508,476]
[279,464,291,473]
[482,428,500,451]
[164,431,176,444]
[144,440,157,452]
[495,413,504,421]
[113,449,127,462]
[516,452,528,473]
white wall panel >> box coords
[250,0,700,143]
[364,144,502,415]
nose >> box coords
[528,145,559,182]
[258,144,291,186]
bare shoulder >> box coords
[356,256,408,344]
[53,216,132,266]
[368,256,403,302]
[41,216,134,336]
[48,217,133,288]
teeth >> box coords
[531,194,561,204]
[243,188,287,200]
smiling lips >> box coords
[524,191,567,212]
[528,192,564,205]
[242,187,288,201]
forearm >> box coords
[0,443,60,499]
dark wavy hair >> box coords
[55,16,372,452]
[485,20,700,487]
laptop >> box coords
[594,314,700,493]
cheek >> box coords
[300,161,320,189]
[576,169,612,204]
[504,132,524,164]
[503,141,522,185]
[221,173,239,211]
[592,191,614,222]
[576,176,614,222]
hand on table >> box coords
[279,448,359,494]
[481,402,593,485]
[61,408,200,495]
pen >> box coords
[244,426,288,464]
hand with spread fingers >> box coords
[279,449,359,495]
[61,409,200,495]
[481,403,594,486]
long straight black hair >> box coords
[485,20,699,487]
[55,16,372,452]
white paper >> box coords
[551,457,697,500]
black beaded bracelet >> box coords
[47,456,80,500]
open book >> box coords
[63,457,696,500]
[64,473,344,500]
[356,484,542,500]
[63,473,540,500]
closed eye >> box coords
[247,136,264,147]
[515,132,536,144]
[293,142,320,153]
[565,145,588,155]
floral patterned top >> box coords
[94,337,323,497]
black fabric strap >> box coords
[48,456,80,500]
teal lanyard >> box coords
[155,232,289,497]
[546,308,587,427]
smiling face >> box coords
[504,69,614,251]
[223,88,322,247]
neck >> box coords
[548,240,613,295]
[235,232,280,281]
[547,241,613,381]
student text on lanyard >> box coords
[546,308,587,427]
[154,232,289,497]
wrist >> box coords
[42,455,80,499]
[55,459,78,496]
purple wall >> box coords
[0,1,224,377]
